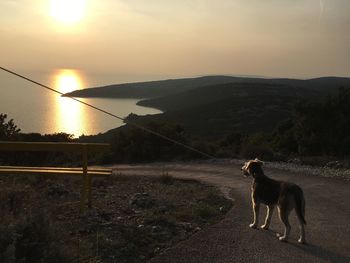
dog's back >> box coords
[254,176,306,224]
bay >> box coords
[0,69,162,137]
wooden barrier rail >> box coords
[0,141,112,212]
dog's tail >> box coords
[294,186,306,225]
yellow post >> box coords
[80,145,88,213]
[87,167,93,208]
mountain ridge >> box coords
[68,75,350,139]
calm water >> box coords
[0,69,162,137]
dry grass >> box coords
[0,173,232,263]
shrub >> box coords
[240,133,274,160]
[0,113,20,140]
[0,213,74,263]
[158,171,174,185]
[195,203,220,221]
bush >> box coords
[158,171,174,185]
[0,113,20,141]
[195,203,220,221]
[240,133,274,160]
[0,213,74,263]
[109,121,190,163]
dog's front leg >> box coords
[249,201,260,228]
[261,205,274,230]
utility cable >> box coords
[0,66,215,159]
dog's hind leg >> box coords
[261,205,274,230]
[277,206,291,242]
[295,189,306,244]
[296,201,306,244]
[297,220,306,244]
[249,201,260,229]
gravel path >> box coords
[109,160,350,263]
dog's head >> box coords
[241,158,264,177]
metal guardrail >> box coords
[0,141,112,212]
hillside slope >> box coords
[128,94,301,138]
[75,76,350,140]
[64,76,242,99]
[137,82,318,112]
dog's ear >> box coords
[241,161,248,170]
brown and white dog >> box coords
[241,159,306,244]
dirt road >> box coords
[111,160,350,263]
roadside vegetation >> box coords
[0,173,232,262]
[106,88,350,167]
[1,88,350,167]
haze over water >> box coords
[1,1,349,137]
[0,69,161,137]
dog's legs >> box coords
[261,205,274,230]
[297,218,306,244]
[277,206,291,242]
[296,194,306,244]
[249,201,260,228]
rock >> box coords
[287,158,302,165]
[47,183,69,197]
[152,225,162,233]
[194,227,201,232]
[177,222,192,231]
[325,161,343,168]
[158,205,171,213]
[130,193,155,209]
[177,231,188,241]
[56,215,66,221]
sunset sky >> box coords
[1,0,350,80]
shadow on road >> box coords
[258,228,350,263]
[290,243,350,263]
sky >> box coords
[1,0,350,80]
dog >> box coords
[241,159,306,244]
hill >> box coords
[137,77,350,111]
[128,94,302,139]
[136,82,316,112]
[64,75,350,102]
[72,76,350,140]
[63,76,242,99]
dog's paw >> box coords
[260,224,269,230]
[249,223,258,229]
[278,236,288,242]
[298,238,306,244]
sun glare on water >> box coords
[50,0,86,25]
[52,69,87,137]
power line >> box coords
[0,66,215,159]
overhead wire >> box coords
[0,66,215,159]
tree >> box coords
[272,88,350,157]
[0,113,20,140]
[110,121,189,162]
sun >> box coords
[50,0,86,25]
[53,69,84,94]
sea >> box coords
[0,69,162,137]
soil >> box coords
[0,172,232,263]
